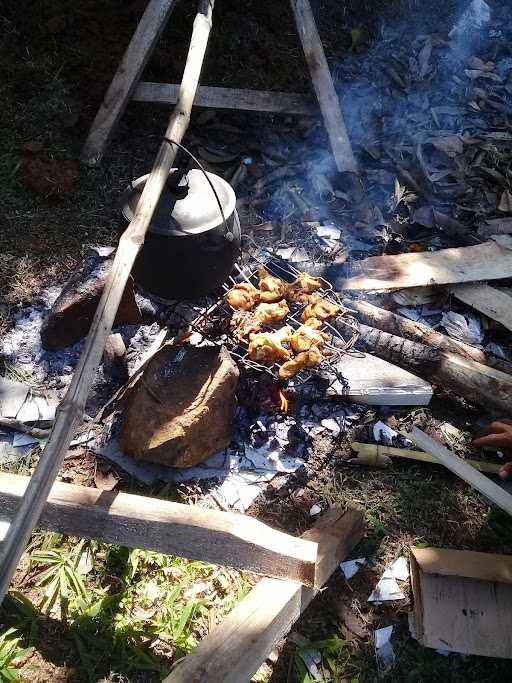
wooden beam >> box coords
[164,507,364,683]
[81,0,179,166]
[0,0,216,604]
[0,473,319,586]
[133,82,318,115]
[289,0,358,174]
[406,427,512,517]
[450,283,512,332]
[337,237,512,291]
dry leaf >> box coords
[94,466,119,491]
[498,190,512,213]
[431,135,464,157]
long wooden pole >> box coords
[0,0,215,603]
[81,0,180,166]
[347,299,512,375]
[340,321,512,415]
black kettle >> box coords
[122,168,241,301]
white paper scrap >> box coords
[340,557,366,580]
[299,649,323,681]
[368,569,405,603]
[309,504,322,516]
[316,225,341,240]
[390,556,409,581]
[12,432,39,447]
[373,421,398,445]
[375,625,395,669]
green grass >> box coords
[1,535,252,682]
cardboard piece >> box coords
[409,547,512,659]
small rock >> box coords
[41,253,142,350]
[309,504,322,516]
[103,333,128,382]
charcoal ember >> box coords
[120,344,239,468]
[41,253,142,350]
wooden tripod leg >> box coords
[290,0,358,174]
[81,0,180,166]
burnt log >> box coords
[347,299,512,375]
[336,320,512,415]
[41,253,142,351]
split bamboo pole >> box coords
[0,0,216,603]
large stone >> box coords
[41,252,142,350]
[120,344,239,468]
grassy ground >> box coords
[1,1,512,681]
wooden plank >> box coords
[350,442,503,475]
[81,0,179,166]
[133,82,318,115]
[164,507,364,683]
[0,0,216,603]
[407,427,512,517]
[337,237,512,291]
[0,473,319,586]
[450,282,512,332]
[289,0,358,173]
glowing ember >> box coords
[279,390,289,413]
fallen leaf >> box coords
[499,190,512,213]
[94,466,119,491]
[431,135,464,157]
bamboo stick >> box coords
[0,0,216,603]
[350,442,503,475]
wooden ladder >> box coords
[80,0,358,174]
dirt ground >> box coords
[1,0,512,681]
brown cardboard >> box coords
[410,547,512,659]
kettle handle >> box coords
[162,137,231,238]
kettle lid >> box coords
[122,168,236,236]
